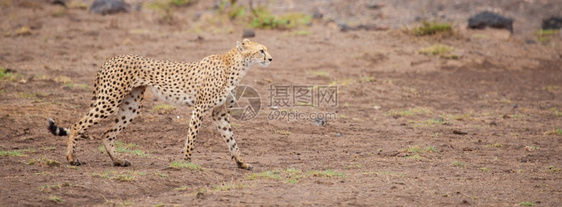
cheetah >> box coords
[47,39,272,170]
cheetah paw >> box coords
[69,159,82,166]
[114,160,131,167]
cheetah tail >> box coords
[47,118,69,136]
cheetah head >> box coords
[236,39,273,67]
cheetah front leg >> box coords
[212,104,253,170]
[183,106,206,162]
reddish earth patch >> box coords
[1,0,561,206]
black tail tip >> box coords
[47,118,66,136]
[47,118,57,135]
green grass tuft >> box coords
[145,0,193,24]
[248,170,281,180]
[451,161,465,167]
[385,107,432,117]
[364,171,406,177]
[406,154,422,160]
[0,150,24,157]
[544,129,562,136]
[536,29,559,43]
[546,165,559,173]
[47,195,64,203]
[0,67,22,81]
[425,145,437,152]
[210,181,251,192]
[307,169,344,178]
[91,170,146,182]
[249,5,311,29]
[485,143,503,148]
[520,201,535,206]
[308,70,330,77]
[153,103,176,114]
[154,171,168,179]
[273,130,291,135]
[98,140,149,157]
[414,20,452,36]
[174,185,190,191]
[28,156,60,167]
[419,44,458,59]
[407,146,422,153]
[169,161,203,171]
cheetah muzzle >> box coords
[47,39,273,171]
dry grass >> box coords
[418,44,458,59]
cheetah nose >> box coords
[268,58,273,62]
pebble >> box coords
[542,16,562,30]
[468,11,514,33]
[89,0,130,15]
[242,29,255,38]
[312,117,327,127]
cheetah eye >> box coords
[260,49,264,54]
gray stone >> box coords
[468,11,513,33]
[242,29,255,38]
[90,0,130,15]
[542,16,562,30]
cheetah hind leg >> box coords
[212,105,253,171]
[101,86,146,167]
[65,103,110,166]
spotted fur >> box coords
[48,39,272,170]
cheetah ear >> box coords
[236,41,245,52]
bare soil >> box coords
[1,0,561,206]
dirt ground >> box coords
[1,0,561,206]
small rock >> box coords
[337,22,388,32]
[311,10,323,19]
[542,16,562,30]
[133,3,142,12]
[196,192,205,199]
[524,146,535,152]
[50,0,66,7]
[468,11,514,33]
[15,26,31,36]
[453,130,468,135]
[358,24,389,31]
[89,0,130,15]
[193,13,202,21]
[433,116,444,122]
[242,29,255,38]
[489,121,497,126]
[312,117,327,127]
[525,39,537,44]
[367,3,383,10]
[373,105,381,110]
[336,132,343,137]
[337,23,352,32]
